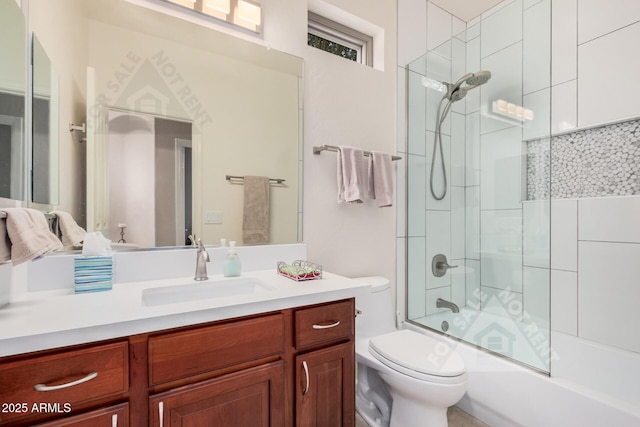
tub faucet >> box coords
[193,238,209,281]
[436,298,459,313]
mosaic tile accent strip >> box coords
[527,119,640,199]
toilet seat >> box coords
[369,330,466,385]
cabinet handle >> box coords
[312,320,340,329]
[112,414,118,427]
[302,361,310,395]
[159,401,164,427]
[34,372,98,392]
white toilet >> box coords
[354,277,467,427]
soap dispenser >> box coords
[223,241,241,277]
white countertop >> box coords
[0,270,371,357]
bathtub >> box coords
[413,306,552,372]
[403,311,640,427]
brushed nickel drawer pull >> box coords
[302,361,310,395]
[34,371,98,392]
[312,320,341,329]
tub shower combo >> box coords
[405,6,552,373]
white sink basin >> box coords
[141,277,274,306]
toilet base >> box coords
[373,361,466,427]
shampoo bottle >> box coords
[223,241,241,277]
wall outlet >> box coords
[205,211,223,224]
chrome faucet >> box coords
[436,298,460,313]
[193,237,209,281]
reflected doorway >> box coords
[107,110,192,247]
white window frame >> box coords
[308,12,373,66]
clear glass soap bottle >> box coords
[223,241,241,277]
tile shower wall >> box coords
[401,0,552,320]
[400,0,468,318]
[475,0,551,320]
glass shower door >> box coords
[405,0,552,372]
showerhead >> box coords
[446,70,492,102]
[465,70,492,86]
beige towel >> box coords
[52,211,86,247]
[242,176,270,245]
[337,146,366,204]
[3,208,63,265]
[0,217,10,264]
[368,151,394,207]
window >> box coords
[164,0,262,33]
[307,12,373,66]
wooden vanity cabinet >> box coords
[146,313,286,427]
[33,403,129,427]
[0,341,129,427]
[149,362,285,427]
[0,298,355,427]
[293,299,356,427]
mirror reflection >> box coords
[107,110,192,248]
[32,35,59,205]
[29,0,302,248]
[0,0,26,202]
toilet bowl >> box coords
[354,277,467,427]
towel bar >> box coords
[225,175,286,184]
[313,144,402,160]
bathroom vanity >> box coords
[0,269,369,426]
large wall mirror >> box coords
[0,0,26,203]
[29,0,303,249]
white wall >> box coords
[262,0,399,280]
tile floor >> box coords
[356,406,489,426]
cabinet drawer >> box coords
[0,342,128,425]
[149,313,284,386]
[295,299,354,349]
[34,402,129,426]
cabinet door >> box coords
[149,362,284,427]
[296,342,355,427]
[34,403,128,426]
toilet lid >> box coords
[369,330,465,377]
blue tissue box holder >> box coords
[74,256,113,293]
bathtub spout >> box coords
[436,298,460,313]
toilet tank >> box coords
[354,277,397,339]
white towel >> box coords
[52,211,86,247]
[368,151,394,207]
[337,146,366,204]
[3,208,63,265]
[242,176,270,245]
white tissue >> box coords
[82,232,114,256]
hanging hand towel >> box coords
[52,211,86,247]
[3,208,63,265]
[337,146,366,204]
[0,217,10,264]
[368,151,394,207]
[242,176,270,245]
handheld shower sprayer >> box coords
[430,71,492,201]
